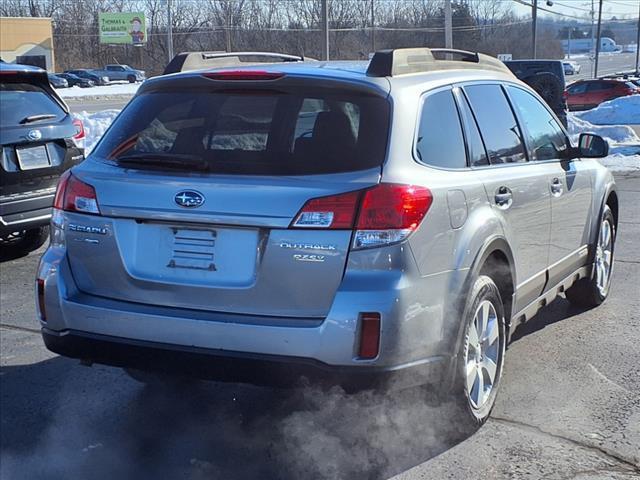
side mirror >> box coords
[578,133,609,158]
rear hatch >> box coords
[66,70,390,318]
[0,67,82,199]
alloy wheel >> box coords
[464,300,501,410]
[595,217,613,297]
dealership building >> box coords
[0,17,55,71]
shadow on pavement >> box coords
[0,355,470,480]
[509,296,586,343]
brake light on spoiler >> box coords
[292,184,433,250]
[202,70,285,81]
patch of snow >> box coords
[574,95,640,126]
[567,113,640,144]
[600,154,640,173]
[57,82,140,98]
[568,113,640,172]
[73,110,121,154]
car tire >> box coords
[127,75,136,83]
[565,205,615,308]
[0,226,49,258]
[451,275,507,429]
[527,72,563,107]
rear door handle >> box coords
[494,186,513,209]
[551,178,563,196]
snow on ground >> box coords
[567,114,639,144]
[575,95,640,126]
[74,110,121,153]
[57,82,140,98]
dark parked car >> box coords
[64,69,109,86]
[0,63,85,256]
[565,79,639,111]
[57,73,94,88]
[47,73,68,89]
[504,60,567,126]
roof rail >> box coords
[366,47,513,77]
[163,51,311,75]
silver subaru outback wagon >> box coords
[37,48,617,427]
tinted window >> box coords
[415,90,466,169]
[93,90,390,175]
[508,87,570,161]
[0,82,65,127]
[568,83,587,94]
[464,84,527,164]
[457,92,489,167]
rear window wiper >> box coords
[115,153,211,172]
[19,114,57,124]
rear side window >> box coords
[464,84,527,165]
[415,90,467,169]
[0,82,65,127]
[93,89,390,175]
[507,87,570,161]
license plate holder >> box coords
[16,145,50,170]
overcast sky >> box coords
[511,0,639,21]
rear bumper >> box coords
[42,328,447,390]
[0,190,54,236]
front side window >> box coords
[507,87,570,161]
[568,83,587,94]
[415,89,467,169]
[457,91,489,167]
[464,84,527,164]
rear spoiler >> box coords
[163,51,311,75]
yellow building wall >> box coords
[0,17,55,71]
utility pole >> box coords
[590,0,595,77]
[226,10,232,52]
[532,0,538,59]
[167,0,174,62]
[635,0,640,73]
[370,0,375,54]
[321,0,329,60]
[444,0,453,49]
[594,0,603,78]
[567,27,571,59]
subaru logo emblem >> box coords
[27,129,42,141]
[174,190,205,208]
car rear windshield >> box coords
[93,89,390,175]
[0,82,66,127]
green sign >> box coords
[99,12,146,45]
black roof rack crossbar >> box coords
[366,47,512,77]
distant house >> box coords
[0,17,55,71]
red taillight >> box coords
[357,184,432,230]
[72,118,85,140]
[291,184,432,249]
[202,70,284,81]
[358,313,381,359]
[36,278,46,322]
[292,190,361,229]
[53,172,100,215]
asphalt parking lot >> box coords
[1,175,639,480]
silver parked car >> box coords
[37,48,617,428]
